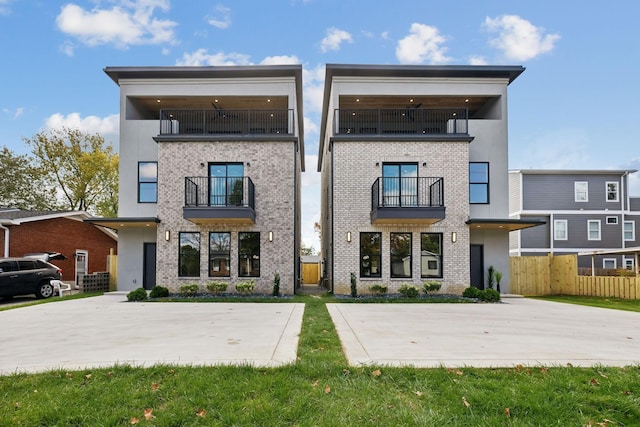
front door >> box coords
[75,250,88,289]
[143,243,157,290]
[470,244,484,289]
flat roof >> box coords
[510,169,638,175]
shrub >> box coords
[179,283,199,296]
[462,287,482,299]
[422,280,442,294]
[369,284,388,295]
[398,283,419,298]
[206,281,228,294]
[235,279,255,295]
[127,287,148,302]
[272,273,280,296]
[480,288,501,302]
[149,285,169,298]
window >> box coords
[624,221,635,241]
[179,232,200,277]
[469,162,489,204]
[624,258,635,270]
[238,232,260,277]
[606,216,618,225]
[138,162,158,203]
[421,233,442,278]
[554,220,568,240]
[390,233,412,278]
[210,163,244,206]
[360,232,381,278]
[574,181,588,202]
[382,163,418,207]
[603,258,616,269]
[588,220,601,240]
[209,232,230,277]
[606,181,619,202]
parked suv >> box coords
[0,257,62,299]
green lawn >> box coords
[1,295,639,426]
[531,295,640,313]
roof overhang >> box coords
[466,218,546,231]
[84,217,160,230]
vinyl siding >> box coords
[522,174,624,211]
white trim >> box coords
[587,220,601,240]
[623,257,635,270]
[602,258,616,269]
[9,211,91,224]
[553,219,568,240]
[605,216,618,224]
[574,181,588,202]
[514,209,629,216]
[606,181,619,202]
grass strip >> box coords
[531,295,640,313]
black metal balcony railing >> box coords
[372,177,444,210]
[334,108,467,135]
[185,176,255,209]
[160,109,294,135]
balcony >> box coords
[160,109,294,136]
[183,176,255,224]
[371,177,445,224]
[334,108,467,136]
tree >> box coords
[0,146,57,210]
[23,127,119,217]
[300,244,316,256]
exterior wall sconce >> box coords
[268,231,273,242]
[346,231,352,242]
[165,230,171,241]
[451,232,457,243]
[375,162,379,167]
[422,162,427,166]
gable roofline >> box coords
[0,210,90,224]
[104,65,305,171]
[317,64,525,171]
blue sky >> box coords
[1,0,639,250]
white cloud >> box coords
[301,154,321,250]
[175,49,251,66]
[208,4,231,29]
[514,128,590,170]
[45,113,119,137]
[484,15,560,61]
[0,0,12,15]
[13,107,24,119]
[469,56,488,65]
[302,64,325,115]
[396,23,451,64]
[56,1,177,50]
[320,27,353,53]
[260,55,301,65]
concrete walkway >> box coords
[0,293,304,375]
[327,298,640,368]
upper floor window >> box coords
[238,232,260,277]
[587,220,601,240]
[382,163,418,207]
[390,232,412,278]
[210,163,244,206]
[469,162,489,204]
[421,233,442,278]
[574,181,588,202]
[179,232,200,277]
[209,232,231,277]
[554,219,568,240]
[138,162,158,203]
[606,216,618,225]
[606,181,619,202]
[624,221,635,241]
[360,232,381,278]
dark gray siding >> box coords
[630,198,640,212]
[551,214,623,249]
[522,174,624,211]
[623,214,640,246]
[519,215,550,248]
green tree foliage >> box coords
[23,127,119,217]
[0,146,57,210]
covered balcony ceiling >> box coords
[131,95,289,117]
[338,95,494,115]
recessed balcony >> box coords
[183,176,255,224]
[334,108,467,136]
[160,109,294,136]
[371,177,445,224]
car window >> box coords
[17,260,36,270]
[0,261,16,272]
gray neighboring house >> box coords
[89,65,304,294]
[318,64,541,295]
[509,169,640,270]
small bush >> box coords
[480,288,501,302]
[398,283,419,298]
[369,284,388,295]
[272,273,280,297]
[149,285,169,298]
[462,287,482,299]
[235,279,255,295]
[206,281,228,294]
[423,280,442,293]
[179,283,200,296]
[127,287,148,302]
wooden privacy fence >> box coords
[510,254,640,299]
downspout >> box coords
[0,223,9,257]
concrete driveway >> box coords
[328,297,640,368]
[0,293,304,375]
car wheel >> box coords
[36,282,55,299]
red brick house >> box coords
[0,210,117,285]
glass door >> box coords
[209,163,244,206]
[382,163,417,207]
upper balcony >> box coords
[334,108,467,136]
[160,109,294,136]
[183,176,255,224]
[371,177,445,224]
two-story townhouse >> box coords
[509,169,640,271]
[318,64,541,295]
[90,66,304,294]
